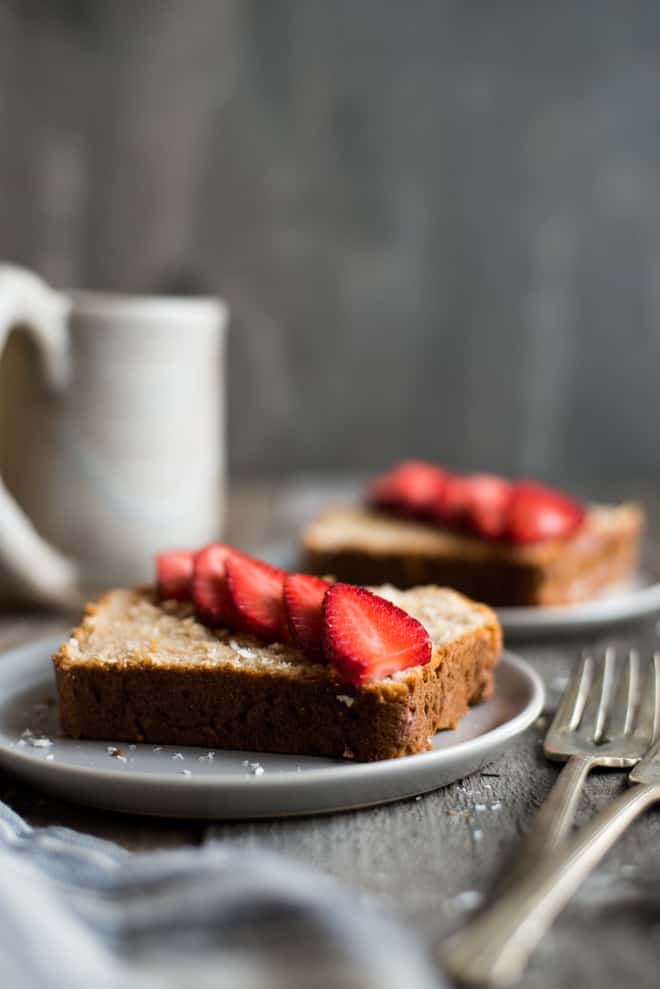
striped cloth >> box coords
[0,801,445,989]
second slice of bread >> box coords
[53,585,501,761]
[302,504,643,606]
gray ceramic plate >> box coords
[0,637,543,819]
[497,574,660,638]
[260,541,660,639]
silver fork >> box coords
[445,650,660,987]
[513,648,660,873]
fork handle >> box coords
[444,782,660,987]
[511,753,593,877]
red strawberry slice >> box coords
[284,573,331,659]
[192,543,237,627]
[465,474,513,540]
[225,554,291,643]
[156,550,194,601]
[369,460,447,518]
[323,583,432,685]
[506,482,586,544]
[432,473,473,527]
[368,471,401,511]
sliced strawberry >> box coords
[192,543,237,627]
[284,573,331,659]
[465,474,513,540]
[156,550,194,601]
[368,471,401,512]
[323,583,432,685]
[506,482,586,544]
[225,554,291,643]
[369,460,447,518]
[431,473,473,527]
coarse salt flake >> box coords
[229,639,257,661]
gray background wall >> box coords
[0,0,659,479]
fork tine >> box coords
[608,649,640,739]
[634,653,660,743]
[579,647,617,743]
[549,652,593,734]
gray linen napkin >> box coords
[0,801,445,989]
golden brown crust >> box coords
[52,588,501,761]
[301,504,644,607]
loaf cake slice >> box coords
[302,503,643,607]
[53,585,501,762]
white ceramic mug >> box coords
[0,263,228,608]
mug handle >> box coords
[0,263,81,607]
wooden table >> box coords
[2,478,660,989]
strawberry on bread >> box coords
[284,573,330,659]
[370,460,446,518]
[506,481,586,544]
[464,474,513,540]
[225,553,291,643]
[156,550,194,602]
[431,472,512,537]
[323,583,432,685]
[431,473,473,528]
[371,462,586,545]
[192,543,237,627]
[159,546,437,684]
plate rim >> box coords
[498,575,660,632]
[0,637,544,792]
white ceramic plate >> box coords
[260,542,660,639]
[497,574,660,638]
[0,637,543,819]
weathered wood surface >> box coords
[2,478,660,989]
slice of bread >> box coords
[301,504,643,607]
[53,585,501,761]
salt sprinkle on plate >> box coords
[449,890,483,912]
[242,760,264,776]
